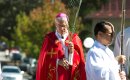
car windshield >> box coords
[2,68,20,73]
[23,58,30,64]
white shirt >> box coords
[114,27,130,75]
[86,40,121,80]
[55,31,73,65]
[55,31,69,59]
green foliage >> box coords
[0,0,42,39]
[80,0,109,16]
[78,0,109,43]
[12,12,31,56]
[0,36,9,48]
[0,0,109,58]
[12,0,68,58]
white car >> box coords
[2,65,24,80]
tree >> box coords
[79,0,109,42]
[1,0,109,58]
[0,0,42,39]
[80,0,109,16]
[0,0,109,40]
[13,0,68,58]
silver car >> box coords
[2,65,24,80]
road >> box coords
[0,51,34,80]
[23,72,32,80]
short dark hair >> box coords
[94,21,114,36]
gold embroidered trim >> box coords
[74,65,80,80]
[47,64,56,80]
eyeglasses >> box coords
[57,23,68,28]
[58,24,67,27]
[103,32,114,37]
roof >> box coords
[86,0,130,19]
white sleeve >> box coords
[68,53,73,65]
[86,52,110,80]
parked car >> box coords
[1,65,24,80]
[27,58,37,75]
[19,58,30,72]
[11,53,22,61]
[9,48,21,60]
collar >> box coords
[94,40,108,50]
[55,30,68,41]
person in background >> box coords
[114,27,130,78]
[86,21,126,80]
[36,12,86,80]
[0,62,2,80]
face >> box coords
[98,25,114,46]
[55,20,68,35]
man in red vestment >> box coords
[36,13,86,80]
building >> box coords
[86,0,130,35]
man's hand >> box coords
[119,70,126,80]
[68,42,74,53]
[116,55,126,64]
[58,58,69,69]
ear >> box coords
[98,31,103,36]
[98,31,106,38]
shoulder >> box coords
[71,33,82,43]
[68,32,78,37]
[43,32,56,41]
[124,27,130,34]
[87,47,102,63]
[46,32,55,36]
[44,32,55,38]
[88,45,103,58]
[72,33,80,39]
[117,27,130,39]
[73,33,78,36]
[117,27,130,36]
[125,27,130,31]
